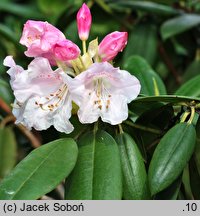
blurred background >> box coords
[0,0,200,190]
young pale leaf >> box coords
[161,14,200,40]
[148,123,196,196]
[124,56,166,96]
[115,133,150,199]
[175,75,200,97]
[65,130,122,200]
[0,127,17,179]
[0,138,78,200]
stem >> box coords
[0,115,15,128]
[180,111,190,123]
[188,107,195,124]
[0,114,41,148]
[17,124,41,148]
[82,40,87,54]
[158,42,181,85]
[124,120,162,135]
[0,98,11,114]
[118,124,124,134]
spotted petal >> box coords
[4,56,74,133]
[68,62,141,125]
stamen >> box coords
[93,78,112,111]
[98,105,102,110]
[37,85,68,111]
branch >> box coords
[0,98,11,113]
[0,114,41,148]
[124,120,162,134]
[158,42,182,85]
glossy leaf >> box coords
[161,14,200,40]
[134,94,200,103]
[182,165,193,200]
[0,127,17,179]
[175,75,200,97]
[148,123,196,195]
[0,138,78,200]
[65,130,122,200]
[115,133,150,199]
[124,56,166,96]
[154,176,182,200]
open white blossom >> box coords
[64,61,141,125]
[4,56,73,133]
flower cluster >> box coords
[4,3,141,133]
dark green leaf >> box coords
[175,74,200,98]
[65,130,122,200]
[189,158,200,199]
[115,133,150,199]
[133,105,173,154]
[124,56,167,96]
[182,165,193,200]
[161,14,200,40]
[109,1,180,16]
[0,138,78,200]
[0,2,43,19]
[0,24,19,45]
[148,123,196,195]
[183,59,200,82]
[123,23,158,65]
[129,100,164,116]
[0,127,17,179]
[134,95,200,103]
[0,79,13,105]
[194,117,200,176]
[154,175,182,200]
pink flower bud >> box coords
[53,40,80,61]
[76,3,92,41]
[98,31,128,61]
[20,20,65,57]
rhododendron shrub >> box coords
[0,2,199,201]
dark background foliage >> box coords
[1,0,200,200]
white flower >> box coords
[3,56,73,133]
[66,61,141,125]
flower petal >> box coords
[100,94,128,125]
[4,57,63,103]
[69,62,140,125]
[77,91,100,124]
[53,95,74,133]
